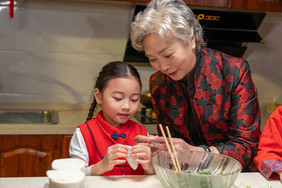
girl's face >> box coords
[94,77,141,127]
[143,33,196,81]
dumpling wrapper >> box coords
[126,146,138,170]
[47,169,85,188]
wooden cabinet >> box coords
[63,135,72,158]
[185,0,231,8]
[186,0,281,11]
[0,135,72,177]
[110,0,231,8]
[230,0,281,12]
[109,0,281,11]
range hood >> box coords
[124,5,266,65]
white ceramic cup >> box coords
[51,158,85,174]
[47,169,85,188]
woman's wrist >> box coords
[199,145,211,152]
[197,145,219,154]
[209,146,220,154]
[192,145,205,152]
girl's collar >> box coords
[96,111,130,133]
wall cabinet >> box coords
[0,135,72,177]
[109,0,281,12]
[184,0,230,8]
[187,0,281,11]
[110,0,230,8]
[230,0,281,12]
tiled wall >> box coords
[244,12,282,125]
[0,0,281,126]
[0,0,156,104]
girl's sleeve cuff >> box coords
[261,159,282,180]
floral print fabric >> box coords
[149,47,261,171]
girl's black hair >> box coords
[86,61,142,122]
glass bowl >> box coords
[152,150,242,188]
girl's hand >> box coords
[91,144,128,175]
[100,144,129,172]
[278,171,282,182]
[131,144,155,175]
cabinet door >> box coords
[0,136,63,177]
[230,0,281,12]
[187,0,230,8]
[110,0,231,8]
[63,135,72,158]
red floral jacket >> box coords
[149,47,261,171]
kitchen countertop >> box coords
[0,103,158,135]
[0,173,281,188]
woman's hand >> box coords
[134,135,205,156]
[131,143,155,175]
[149,136,205,152]
[91,144,128,175]
[134,135,152,145]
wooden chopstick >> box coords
[158,124,181,173]
[166,126,181,172]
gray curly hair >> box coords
[130,0,205,53]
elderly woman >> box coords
[131,0,260,171]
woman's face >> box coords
[143,33,196,81]
[94,77,141,127]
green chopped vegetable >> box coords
[182,169,223,175]
[183,170,191,174]
[197,169,212,175]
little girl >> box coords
[69,61,154,176]
[254,106,282,181]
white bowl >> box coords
[51,158,85,174]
